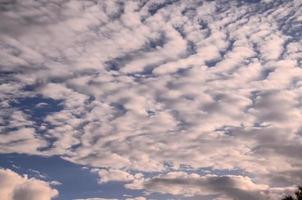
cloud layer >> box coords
[0,0,302,199]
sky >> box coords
[0,0,302,199]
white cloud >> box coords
[97,169,135,183]
[75,196,146,200]
[0,168,58,200]
[75,198,117,200]
[0,128,47,154]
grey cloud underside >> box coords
[144,176,264,200]
[0,0,302,199]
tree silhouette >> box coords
[282,186,302,200]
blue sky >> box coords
[0,0,302,200]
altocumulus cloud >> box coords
[0,168,58,200]
[0,0,302,199]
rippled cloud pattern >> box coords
[0,0,302,199]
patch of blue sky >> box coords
[0,153,241,200]
[10,96,64,126]
[0,153,144,200]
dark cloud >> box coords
[143,174,268,200]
